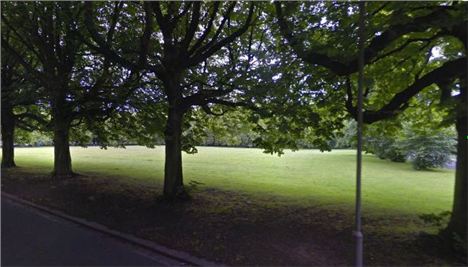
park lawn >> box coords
[2,146,461,265]
[11,145,454,216]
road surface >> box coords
[1,196,186,266]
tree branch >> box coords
[188,2,255,67]
[1,37,46,84]
[201,104,227,116]
[83,2,142,72]
[275,2,460,76]
[187,2,221,55]
[347,57,466,123]
[182,2,201,51]
[139,2,155,67]
[16,112,49,126]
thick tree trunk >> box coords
[52,122,73,177]
[163,106,186,199]
[445,112,467,250]
[445,81,467,254]
[51,90,74,177]
[50,84,74,177]
[1,104,16,168]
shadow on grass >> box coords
[1,168,464,266]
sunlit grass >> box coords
[8,146,454,216]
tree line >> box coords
[1,1,466,250]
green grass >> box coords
[9,146,454,216]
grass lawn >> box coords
[2,146,461,265]
[12,145,454,215]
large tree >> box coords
[1,31,47,168]
[275,1,467,250]
[1,43,23,168]
[84,2,260,199]
[2,2,84,176]
[1,2,137,176]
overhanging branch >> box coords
[275,2,462,76]
[347,57,466,123]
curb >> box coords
[1,192,222,267]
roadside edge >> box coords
[1,191,222,267]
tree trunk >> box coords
[52,122,73,177]
[50,84,74,177]
[1,104,16,168]
[445,81,467,254]
[163,106,186,199]
[445,111,467,250]
[51,90,74,177]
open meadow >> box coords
[10,146,454,214]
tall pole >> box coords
[355,2,366,267]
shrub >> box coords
[402,134,455,170]
[385,145,406,162]
[334,120,357,149]
[365,137,406,162]
[410,148,452,170]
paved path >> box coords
[1,196,186,266]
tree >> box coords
[1,2,137,177]
[1,44,22,168]
[275,1,467,249]
[2,2,83,176]
[84,2,260,199]
[1,31,47,168]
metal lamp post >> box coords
[354,2,366,267]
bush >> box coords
[370,138,392,159]
[402,134,455,170]
[385,145,406,162]
[365,137,406,162]
[364,124,455,169]
[334,120,357,149]
[410,148,453,170]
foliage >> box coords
[363,121,456,169]
[14,129,52,146]
[189,109,258,148]
[366,137,406,162]
[357,87,457,169]
[333,120,357,149]
[402,132,456,170]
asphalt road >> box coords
[1,196,186,266]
